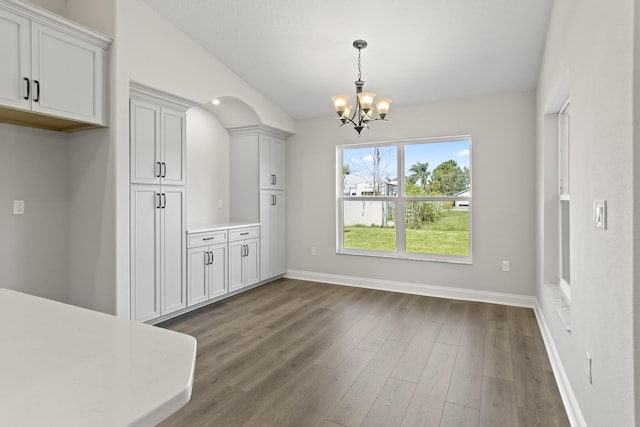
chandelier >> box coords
[332,39,392,135]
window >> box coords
[337,137,471,262]
[558,100,571,296]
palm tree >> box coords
[408,161,430,190]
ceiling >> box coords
[142,0,553,121]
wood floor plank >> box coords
[463,301,488,336]
[479,376,517,427]
[391,319,440,383]
[157,279,570,427]
[437,301,469,345]
[446,332,485,409]
[486,303,508,322]
[507,306,534,336]
[314,313,381,369]
[483,320,514,381]
[241,364,332,427]
[389,295,432,342]
[510,334,556,414]
[359,377,416,427]
[517,406,560,427]
[279,348,376,427]
[327,339,408,427]
[401,342,458,427]
[440,402,480,427]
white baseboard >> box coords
[533,301,587,427]
[285,269,537,308]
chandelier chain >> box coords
[357,47,362,81]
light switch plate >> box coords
[593,200,606,229]
[13,200,24,215]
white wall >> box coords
[536,0,636,425]
[287,91,536,298]
[185,106,230,226]
[0,124,69,302]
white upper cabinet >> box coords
[130,86,189,186]
[259,134,285,189]
[0,1,110,131]
[0,7,29,111]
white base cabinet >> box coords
[187,230,228,306]
[229,227,260,292]
[130,185,186,322]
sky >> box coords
[342,139,470,189]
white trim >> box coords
[285,269,536,308]
[534,300,587,427]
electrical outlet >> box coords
[311,246,317,256]
[585,352,592,384]
[502,261,510,272]
[13,200,24,215]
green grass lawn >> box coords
[344,209,469,256]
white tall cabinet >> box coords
[230,126,288,281]
[130,85,189,322]
[0,0,110,131]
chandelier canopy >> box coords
[332,40,391,135]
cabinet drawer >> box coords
[229,227,260,241]
[188,231,228,248]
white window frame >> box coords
[336,136,472,264]
[558,99,571,298]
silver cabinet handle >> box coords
[161,193,166,209]
[156,193,161,209]
[271,174,276,185]
[202,237,215,241]
[161,162,167,178]
[156,161,161,178]
[240,232,249,236]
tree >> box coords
[407,161,430,191]
[428,160,469,195]
[342,164,350,194]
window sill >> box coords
[337,249,472,265]
[543,282,571,332]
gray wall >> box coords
[0,124,69,302]
[287,91,537,298]
[536,0,636,425]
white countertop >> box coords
[0,289,197,427]
[186,221,260,234]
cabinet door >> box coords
[130,186,161,322]
[161,107,186,185]
[161,187,186,315]
[187,247,208,306]
[259,191,273,280]
[244,238,260,286]
[270,138,285,190]
[271,192,286,276]
[30,22,106,124]
[228,240,245,291]
[130,98,160,184]
[259,136,285,189]
[209,244,227,299]
[0,8,30,111]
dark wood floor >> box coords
[158,278,570,427]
